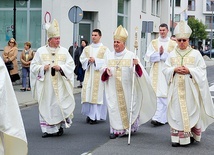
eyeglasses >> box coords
[177,39,187,42]
[9,41,15,43]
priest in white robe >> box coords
[30,19,76,138]
[0,57,28,155]
[145,23,177,126]
[101,25,157,139]
[162,21,214,147]
[80,29,111,124]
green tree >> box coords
[188,18,208,46]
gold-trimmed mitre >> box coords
[174,20,192,39]
[113,25,128,42]
[47,19,60,38]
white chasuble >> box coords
[103,49,157,130]
[30,45,76,125]
[145,37,177,97]
[80,43,110,104]
[163,46,214,132]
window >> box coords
[188,0,195,11]
[205,16,214,29]
[142,0,146,12]
[156,0,160,16]
[30,11,41,48]
[151,0,160,16]
[188,15,195,19]
[206,0,214,11]
[151,0,155,15]
[0,0,42,50]
[175,14,180,22]
[175,0,181,7]
[117,0,128,28]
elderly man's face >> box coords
[49,37,60,48]
[177,38,189,50]
[114,40,125,52]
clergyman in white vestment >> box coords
[163,21,214,147]
[145,23,176,126]
[101,25,157,139]
[80,29,111,124]
[30,19,76,138]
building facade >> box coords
[0,0,170,61]
[170,0,214,50]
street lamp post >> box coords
[210,0,214,58]
[171,0,175,35]
[13,0,28,40]
[13,0,17,39]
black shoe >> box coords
[109,133,117,139]
[77,85,82,88]
[42,132,53,138]
[151,120,164,126]
[86,117,91,123]
[57,127,64,136]
[171,142,180,147]
[190,137,195,144]
[20,88,26,91]
[118,133,128,138]
[89,119,97,125]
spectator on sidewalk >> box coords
[20,41,34,91]
[74,39,88,88]
[2,38,20,82]
[68,41,78,58]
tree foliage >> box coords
[188,18,208,41]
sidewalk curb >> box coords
[18,88,81,109]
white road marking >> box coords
[210,85,214,91]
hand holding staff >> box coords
[128,27,138,145]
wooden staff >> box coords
[128,27,138,145]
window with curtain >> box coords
[188,0,195,11]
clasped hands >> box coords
[159,46,164,55]
[88,57,95,63]
[174,66,190,75]
[44,64,61,71]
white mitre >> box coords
[47,19,60,38]
[174,20,192,39]
[113,25,128,42]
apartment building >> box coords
[171,0,214,49]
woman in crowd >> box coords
[20,41,34,91]
[2,38,20,82]
[74,39,88,88]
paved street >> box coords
[14,59,214,155]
